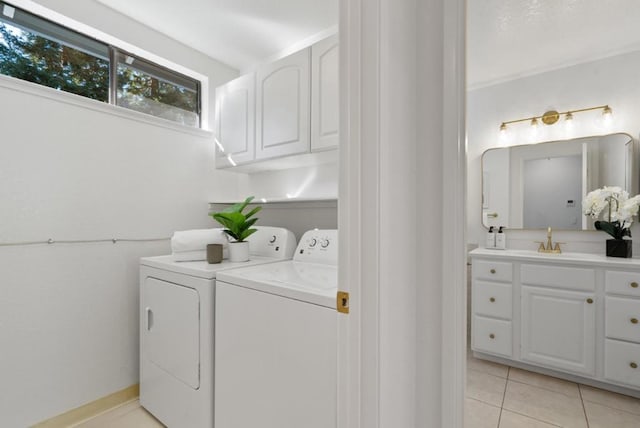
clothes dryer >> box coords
[214,229,338,428]
[139,226,296,428]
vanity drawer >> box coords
[605,296,640,343]
[521,264,595,291]
[604,339,640,389]
[473,260,512,283]
[606,271,640,297]
[473,280,512,320]
[472,315,512,357]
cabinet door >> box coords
[256,48,310,160]
[311,35,339,152]
[214,73,255,168]
[521,286,595,375]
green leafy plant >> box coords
[210,196,262,242]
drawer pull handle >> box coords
[490,269,496,274]
[586,298,594,304]
[632,318,639,325]
[632,282,639,289]
[489,297,496,303]
[489,333,495,339]
[631,362,638,369]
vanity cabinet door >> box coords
[521,286,596,376]
[256,48,310,160]
[214,73,256,168]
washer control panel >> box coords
[246,226,297,259]
[294,229,338,266]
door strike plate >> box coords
[337,291,350,314]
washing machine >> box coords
[139,226,296,428]
[214,229,339,428]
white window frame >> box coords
[1,0,210,130]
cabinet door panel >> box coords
[215,73,255,167]
[256,49,310,160]
[521,286,595,375]
[311,35,339,151]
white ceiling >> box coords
[95,0,640,87]
[468,0,640,88]
[95,0,337,71]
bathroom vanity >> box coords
[470,248,640,396]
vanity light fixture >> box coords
[499,105,612,132]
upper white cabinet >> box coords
[214,35,339,170]
[311,35,339,152]
[214,73,255,168]
[256,48,311,160]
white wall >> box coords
[468,50,640,255]
[0,1,244,426]
[242,162,339,200]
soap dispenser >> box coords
[495,226,506,250]
[486,226,496,249]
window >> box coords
[116,52,200,128]
[0,1,201,128]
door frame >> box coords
[337,0,466,427]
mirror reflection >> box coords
[482,133,636,230]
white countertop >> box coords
[469,248,640,268]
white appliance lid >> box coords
[140,255,284,280]
[216,260,338,308]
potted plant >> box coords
[583,186,640,258]
[210,196,262,262]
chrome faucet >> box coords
[536,227,564,254]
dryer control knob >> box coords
[309,238,317,247]
[321,239,330,248]
[269,235,277,243]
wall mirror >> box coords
[481,133,638,230]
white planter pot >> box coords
[228,241,250,262]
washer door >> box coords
[143,277,200,389]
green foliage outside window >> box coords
[0,18,200,127]
[0,22,109,101]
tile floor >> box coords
[466,350,640,428]
[77,362,640,428]
[75,264,640,427]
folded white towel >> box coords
[173,250,207,262]
[171,228,229,253]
